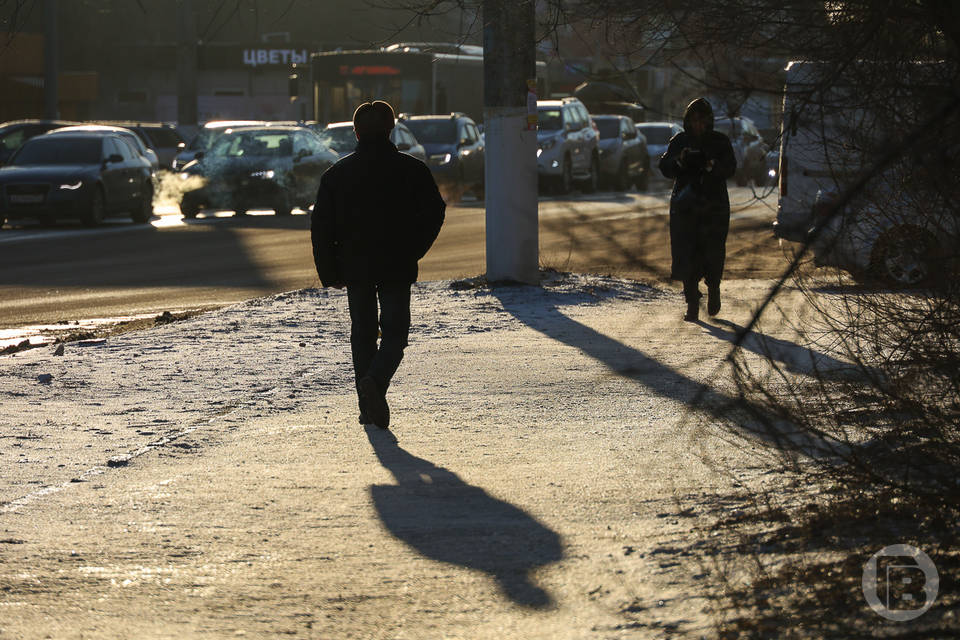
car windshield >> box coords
[143,128,182,147]
[318,127,356,153]
[0,129,29,152]
[402,120,457,144]
[538,109,562,131]
[595,119,621,139]
[209,131,295,158]
[189,129,226,151]
[713,119,736,137]
[637,126,674,145]
[117,132,145,152]
[11,137,101,165]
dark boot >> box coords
[358,376,390,428]
[707,283,721,316]
[683,280,701,322]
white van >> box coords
[775,60,957,285]
[773,61,864,241]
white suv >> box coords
[536,97,600,194]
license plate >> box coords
[10,194,44,204]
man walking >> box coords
[311,100,446,428]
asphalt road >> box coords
[0,183,783,330]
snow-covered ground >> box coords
[0,272,662,510]
[2,271,850,637]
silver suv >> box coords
[537,97,599,194]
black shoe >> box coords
[358,413,369,425]
[358,376,390,428]
[707,285,721,316]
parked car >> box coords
[592,114,651,191]
[389,121,427,163]
[0,119,79,167]
[314,122,357,158]
[48,125,160,174]
[809,184,960,287]
[123,123,185,169]
[177,125,338,218]
[172,120,267,170]
[635,121,683,168]
[713,115,769,187]
[316,120,426,163]
[0,131,154,227]
[536,97,600,194]
[400,113,484,198]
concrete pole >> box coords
[43,0,58,119]
[177,0,198,127]
[482,0,539,284]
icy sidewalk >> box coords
[0,273,786,637]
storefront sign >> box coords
[242,48,309,67]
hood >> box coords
[421,142,457,156]
[537,129,563,142]
[682,98,715,133]
[598,138,620,152]
[0,164,98,182]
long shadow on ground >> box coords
[701,318,860,378]
[365,426,562,608]
[490,281,842,459]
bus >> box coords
[309,42,548,124]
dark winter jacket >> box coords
[311,137,446,286]
[658,99,737,283]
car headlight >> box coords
[429,153,452,166]
[536,148,542,158]
[540,137,557,151]
[59,180,83,190]
[249,169,276,179]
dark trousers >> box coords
[346,282,411,404]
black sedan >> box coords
[0,131,154,228]
[178,126,338,218]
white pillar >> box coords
[484,106,539,283]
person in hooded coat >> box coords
[311,100,446,429]
[658,98,737,321]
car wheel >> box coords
[131,186,153,224]
[275,195,292,216]
[754,166,770,187]
[558,156,573,195]
[82,187,106,227]
[580,153,599,194]
[613,161,630,191]
[870,225,939,287]
[635,164,650,192]
[180,196,200,219]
